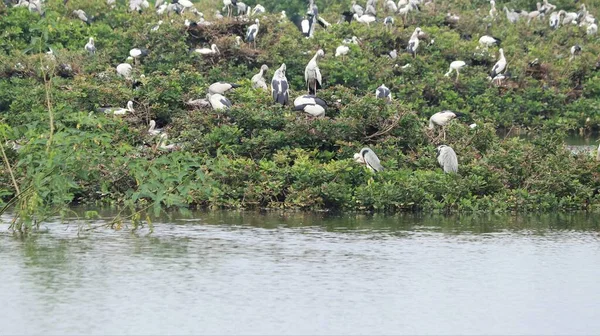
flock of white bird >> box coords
[9,0,599,173]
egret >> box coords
[194,44,220,55]
[85,37,96,55]
[251,64,269,90]
[215,10,224,19]
[428,110,460,140]
[293,95,327,117]
[436,145,458,173]
[375,84,392,102]
[246,19,260,48]
[355,148,384,172]
[490,48,506,78]
[206,93,232,110]
[305,49,324,95]
[208,82,241,95]
[335,45,350,60]
[148,120,163,136]
[98,101,134,115]
[444,60,466,81]
[271,63,289,105]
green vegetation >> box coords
[2,0,600,231]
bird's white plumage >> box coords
[490,48,506,77]
[437,145,458,173]
[429,110,457,129]
[251,64,269,90]
[335,45,349,57]
[195,44,220,55]
[305,49,324,94]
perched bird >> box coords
[223,0,238,17]
[98,101,134,115]
[293,95,327,117]
[84,37,96,55]
[375,84,392,102]
[570,45,582,61]
[271,63,290,105]
[587,23,597,35]
[559,10,578,25]
[407,27,422,58]
[489,0,497,18]
[444,60,466,80]
[73,9,90,25]
[503,7,519,23]
[173,0,194,12]
[389,49,398,59]
[305,49,324,95]
[479,35,501,48]
[353,13,376,26]
[157,133,177,151]
[208,82,241,95]
[385,0,398,13]
[116,58,133,79]
[147,120,162,136]
[490,48,506,78]
[301,15,312,38]
[194,44,220,55]
[351,0,364,16]
[151,20,163,32]
[129,48,149,64]
[251,64,269,90]
[354,147,384,172]
[335,45,350,60]
[549,11,560,29]
[436,145,458,173]
[252,4,265,15]
[206,93,232,110]
[428,110,460,140]
[343,36,361,45]
[383,16,395,30]
[246,19,260,48]
[186,98,211,108]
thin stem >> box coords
[0,135,20,195]
[40,55,54,153]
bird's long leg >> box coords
[443,126,446,141]
[456,70,460,82]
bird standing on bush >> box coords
[246,19,260,49]
[428,111,460,140]
[271,63,289,105]
[436,145,458,173]
[305,49,324,95]
[85,37,96,55]
[251,65,269,90]
[354,148,384,172]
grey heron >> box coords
[251,64,269,90]
[436,145,458,173]
[375,84,392,102]
[490,48,506,78]
[355,147,384,172]
[207,93,232,110]
[85,37,96,55]
[293,95,327,117]
[246,19,260,48]
[271,63,289,105]
[444,60,466,81]
[208,82,241,95]
[305,49,324,95]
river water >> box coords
[1,211,599,335]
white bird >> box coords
[148,120,162,136]
[280,11,287,20]
[489,0,497,19]
[389,49,398,59]
[252,4,265,15]
[383,16,395,30]
[271,63,290,105]
[469,123,477,129]
[98,101,134,115]
[375,84,392,102]
[207,93,232,110]
[587,23,598,35]
[559,10,578,25]
[246,19,260,48]
[305,49,324,95]
[194,44,220,55]
[355,147,384,172]
[351,0,364,16]
[436,145,458,173]
[73,9,90,25]
[251,64,269,90]
[385,0,398,12]
[335,45,350,60]
[343,36,361,45]
[444,60,466,80]
[293,95,327,117]
[570,45,582,61]
[353,13,377,26]
[479,35,501,48]
[503,7,519,23]
[428,110,459,140]
[490,48,506,78]
[157,133,177,151]
[173,0,194,11]
[156,4,167,14]
[301,16,312,38]
[155,0,164,8]
[223,0,237,17]
[84,37,96,55]
[208,82,241,95]
[116,58,133,79]
[549,11,560,29]
[129,48,149,64]
[407,27,422,57]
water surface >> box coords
[1,211,599,335]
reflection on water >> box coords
[1,211,600,335]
